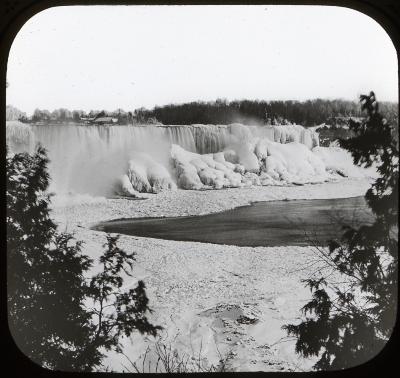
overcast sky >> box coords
[6,5,398,115]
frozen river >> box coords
[93,196,374,247]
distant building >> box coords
[80,116,96,124]
[92,117,118,125]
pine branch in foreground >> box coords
[7,146,160,371]
[283,91,398,370]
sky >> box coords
[6,5,398,116]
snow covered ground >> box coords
[51,177,372,372]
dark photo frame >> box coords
[2,1,399,377]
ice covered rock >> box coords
[198,166,225,188]
[242,172,261,186]
[125,138,364,192]
[213,152,236,171]
[259,171,277,186]
[312,146,375,178]
[271,124,319,149]
[116,125,370,194]
[231,141,260,173]
[147,163,177,193]
[256,140,327,183]
[174,162,203,190]
[223,149,240,164]
[127,152,176,193]
[171,144,244,189]
[117,174,142,197]
[128,159,152,193]
[224,170,243,187]
[234,164,246,174]
[169,140,350,189]
[190,158,208,172]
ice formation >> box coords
[6,121,370,196]
[126,152,177,193]
[122,141,370,193]
[312,146,375,178]
[171,145,243,189]
[117,175,142,197]
[167,140,328,190]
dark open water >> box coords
[93,196,374,247]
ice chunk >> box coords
[175,163,203,190]
[118,174,142,197]
[313,146,376,178]
[128,152,176,193]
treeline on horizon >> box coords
[139,98,398,126]
[6,106,159,125]
[6,98,398,127]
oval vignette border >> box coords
[1,1,399,377]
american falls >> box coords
[6,121,367,197]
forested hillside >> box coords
[136,98,398,127]
[7,99,398,127]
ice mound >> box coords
[171,145,243,189]
[127,152,177,193]
[124,138,372,193]
[168,141,329,190]
[312,146,377,178]
[116,175,143,197]
[270,124,319,149]
[255,140,327,184]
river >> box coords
[93,196,374,247]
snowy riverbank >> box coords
[51,178,371,372]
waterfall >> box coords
[6,122,319,195]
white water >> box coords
[6,122,319,196]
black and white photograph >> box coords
[5,3,399,373]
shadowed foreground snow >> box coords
[52,179,371,372]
